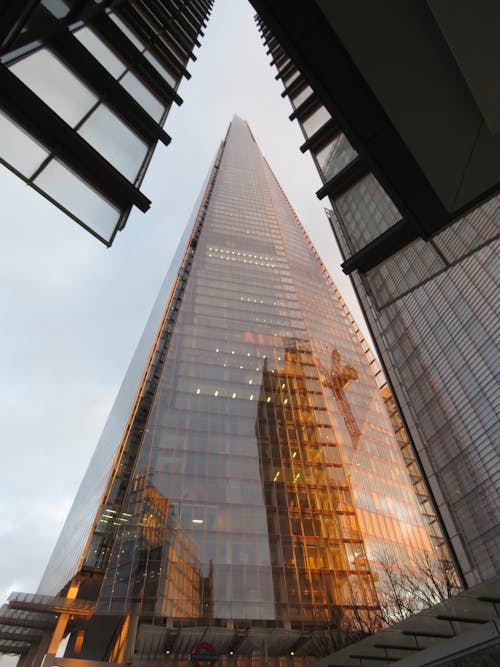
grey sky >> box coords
[0,0,372,631]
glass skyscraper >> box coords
[14,117,445,666]
[255,15,499,589]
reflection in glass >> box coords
[314,134,358,181]
[334,174,401,252]
[302,105,330,138]
[291,85,313,109]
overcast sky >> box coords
[0,0,373,629]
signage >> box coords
[191,642,219,667]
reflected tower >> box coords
[18,117,443,666]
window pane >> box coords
[291,85,313,109]
[143,51,177,88]
[78,105,148,180]
[314,133,358,181]
[282,69,300,88]
[75,27,126,78]
[41,0,71,18]
[10,49,98,127]
[109,13,144,50]
[34,159,120,240]
[302,105,330,138]
[0,110,49,178]
[120,72,164,121]
[334,174,401,251]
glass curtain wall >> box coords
[89,118,436,645]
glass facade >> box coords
[256,17,499,588]
[0,0,213,244]
[39,117,443,664]
[356,225,499,585]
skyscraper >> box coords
[254,11,499,589]
[2,118,446,666]
[0,0,212,244]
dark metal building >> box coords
[0,0,213,245]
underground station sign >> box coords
[191,642,219,667]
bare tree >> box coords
[302,552,460,657]
[374,550,461,625]
[305,605,385,657]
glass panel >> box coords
[290,85,313,109]
[0,110,49,178]
[314,133,358,180]
[433,196,500,262]
[10,49,98,127]
[365,238,445,307]
[41,0,71,18]
[277,57,291,72]
[109,13,144,51]
[120,72,165,121]
[34,159,119,240]
[78,105,148,180]
[334,174,402,252]
[282,68,300,88]
[74,27,126,78]
[301,105,330,138]
[143,51,177,88]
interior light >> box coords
[292,452,297,458]
[232,351,235,355]
[196,388,200,394]
[232,393,236,399]
[216,348,219,352]
[282,383,286,389]
[192,519,203,524]
[267,396,271,403]
[214,390,219,397]
[250,394,254,400]
[284,398,288,404]
[249,380,253,384]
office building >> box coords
[254,0,499,590]
[1,117,448,665]
[0,0,213,245]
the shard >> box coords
[18,117,442,666]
